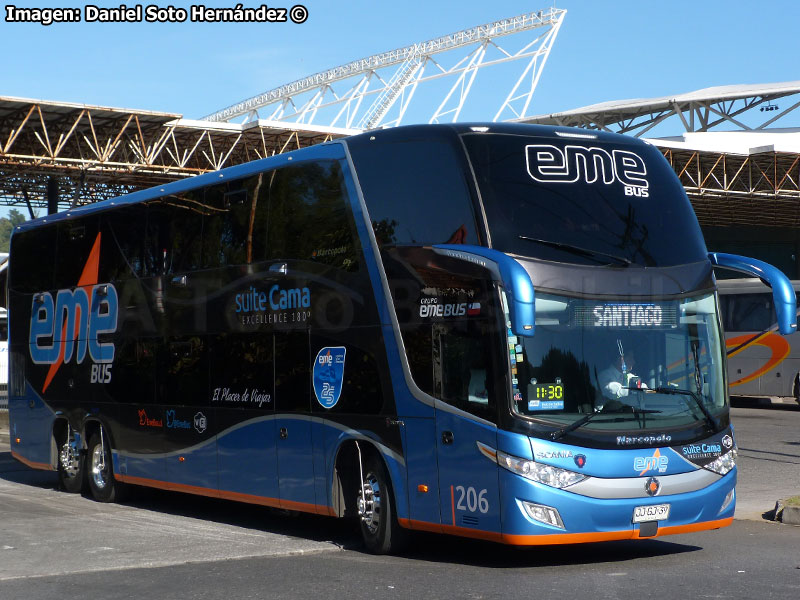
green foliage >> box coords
[0,209,28,252]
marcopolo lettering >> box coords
[617,434,672,446]
[526,144,649,196]
[29,284,118,365]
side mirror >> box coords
[433,244,535,337]
[709,252,797,335]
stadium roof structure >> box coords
[204,7,566,128]
[519,81,800,137]
[0,96,355,211]
[520,82,800,228]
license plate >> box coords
[632,503,670,523]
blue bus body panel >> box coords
[216,417,279,500]
[276,416,317,507]
[401,417,441,524]
[8,384,56,468]
[436,408,501,534]
[165,440,218,491]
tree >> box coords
[0,209,28,252]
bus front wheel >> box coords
[358,454,407,554]
[86,431,127,503]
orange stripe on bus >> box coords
[726,332,791,386]
[115,473,335,515]
[397,517,733,545]
[11,451,54,471]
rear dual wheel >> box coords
[57,437,84,493]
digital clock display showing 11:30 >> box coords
[530,383,564,400]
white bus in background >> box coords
[717,278,800,405]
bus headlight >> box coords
[496,450,586,488]
[703,449,737,476]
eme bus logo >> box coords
[634,448,669,475]
[29,284,119,368]
[525,144,650,197]
[27,230,118,392]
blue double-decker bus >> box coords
[7,124,796,553]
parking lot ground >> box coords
[0,444,354,581]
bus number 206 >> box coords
[455,485,489,514]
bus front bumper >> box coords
[497,467,736,545]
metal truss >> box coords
[0,97,351,210]
[204,7,566,128]
[660,147,800,227]
[522,82,800,137]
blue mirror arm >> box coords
[709,252,797,335]
[433,245,535,337]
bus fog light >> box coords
[704,449,737,476]
[521,501,565,529]
[720,488,735,513]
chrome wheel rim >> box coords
[359,472,382,534]
[90,444,108,490]
[59,442,80,478]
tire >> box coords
[358,454,408,554]
[57,436,84,494]
[86,431,128,503]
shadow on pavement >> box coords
[384,530,702,568]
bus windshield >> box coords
[510,291,727,434]
[462,132,708,267]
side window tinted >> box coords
[274,331,310,412]
[383,247,499,423]
[434,321,498,423]
[100,206,145,281]
[267,161,359,271]
[203,175,269,268]
[9,225,57,293]
[349,139,479,247]
[143,201,173,277]
[210,333,274,410]
[158,336,209,407]
[54,217,99,289]
[168,192,204,273]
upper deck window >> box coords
[349,138,480,247]
[462,133,708,267]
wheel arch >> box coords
[330,434,409,522]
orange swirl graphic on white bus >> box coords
[726,332,791,387]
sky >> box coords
[2,0,800,216]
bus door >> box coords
[433,321,502,536]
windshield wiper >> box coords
[518,235,632,267]
[550,400,661,441]
[651,386,719,432]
